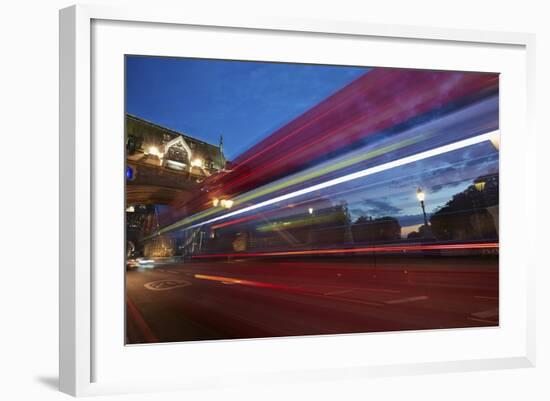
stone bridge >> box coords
[125,114,226,206]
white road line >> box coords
[329,296,384,307]
[471,308,499,319]
[362,287,401,294]
[324,287,401,296]
[385,295,428,305]
[324,289,355,296]
[468,317,498,325]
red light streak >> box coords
[214,72,498,197]
[192,242,499,259]
[211,214,259,230]
[164,70,497,227]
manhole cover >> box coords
[144,280,191,291]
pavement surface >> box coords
[125,256,498,344]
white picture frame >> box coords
[59,4,536,397]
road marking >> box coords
[324,286,401,295]
[474,295,498,300]
[144,279,191,291]
[385,295,428,305]
[193,274,386,306]
[362,287,401,294]
[468,317,498,325]
[471,308,498,319]
[324,289,355,296]
[328,295,384,307]
[324,287,401,296]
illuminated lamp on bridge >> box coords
[221,199,234,209]
[212,198,233,209]
[146,146,161,157]
[191,158,204,168]
[125,166,134,180]
[164,159,186,171]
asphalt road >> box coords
[125,256,498,344]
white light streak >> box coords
[186,131,498,230]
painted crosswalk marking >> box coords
[471,308,498,319]
[385,295,428,305]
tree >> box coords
[407,224,432,239]
[351,216,401,243]
[429,175,498,241]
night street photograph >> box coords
[124,56,499,344]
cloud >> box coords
[397,213,429,226]
[429,180,463,194]
[358,199,402,217]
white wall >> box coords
[0,0,547,399]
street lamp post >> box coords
[416,188,428,227]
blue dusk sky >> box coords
[126,56,369,160]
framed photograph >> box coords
[59,4,536,396]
